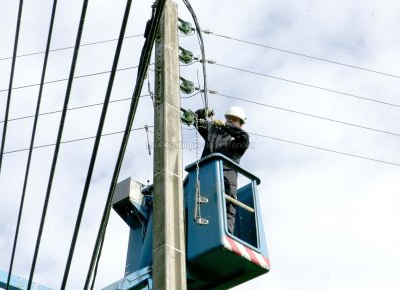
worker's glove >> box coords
[213,119,225,127]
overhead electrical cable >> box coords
[4,28,398,81]
[27,1,90,288]
[6,62,398,128]
[85,1,167,288]
[60,1,133,288]
[204,30,400,79]
[3,86,397,157]
[0,94,150,125]
[2,127,152,155]
[0,65,139,94]
[0,0,24,180]
[249,132,400,167]
[214,62,400,109]
[4,60,398,112]
[3,124,397,168]
[214,92,400,138]
[6,1,58,288]
[0,34,142,62]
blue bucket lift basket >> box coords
[184,153,270,289]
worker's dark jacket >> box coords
[196,123,250,180]
[195,110,250,188]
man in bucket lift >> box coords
[195,106,250,234]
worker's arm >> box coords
[221,123,250,155]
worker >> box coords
[195,106,250,234]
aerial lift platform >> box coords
[104,153,270,290]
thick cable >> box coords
[249,132,400,167]
[60,1,133,288]
[214,63,400,109]
[205,30,400,80]
[89,236,104,290]
[85,1,167,288]
[215,93,400,138]
[0,0,24,181]
[6,1,58,288]
[181,0,208,109]
[0,34,142,62]
[27,1,90,288]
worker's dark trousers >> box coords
[224,170,238,234]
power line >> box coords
[215,92,400,138]
[2,127,152,155]
[5,62,397,133]
[85,1,166,288]
[249,132,400,167]
[28,1,90,287]
[7,0,58,288]
[204,30,400,79]
[0,0,24,180]
[0,65,139,94]
[61,1,134,287]
[213,63,400,109]
[0,34,142,62]
[0,94,149,125]
[4,27,397,82]
[4,125,397,167]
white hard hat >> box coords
[224,106,247,124]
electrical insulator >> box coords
[179,48,194,64]
[180,78,195,94]
[178,19,194,35]
[181,109,197,126]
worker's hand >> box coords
[213,119,225,127]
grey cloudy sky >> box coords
[1,0,400,289]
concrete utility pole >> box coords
[153,0,187,289]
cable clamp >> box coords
[194,57,216,64]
